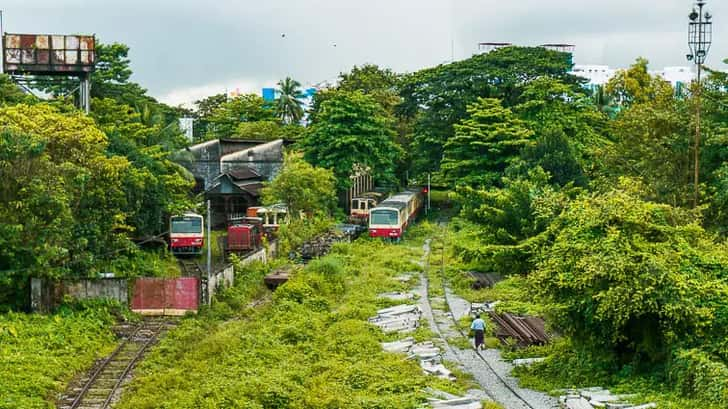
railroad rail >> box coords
[428,219,541,409]
[179,259,204,277]
[59,317,174,409]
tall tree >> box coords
[303,90,402,191]
[398,46,578,174]
[193,93,228,139]
[338,64,401,112]
[604,59,691,207]
[0,104,131,308]
[514,77,608,186]
[605,57,674,108]
[205,94,276,139]
[91,98,193,237]
[276,77,304,124]
[441,98,534,187]
[262,153,336,216]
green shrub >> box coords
[0,307,117,408]
[670,348,728,405]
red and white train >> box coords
[170,213,204,255]
[368,189,423,239]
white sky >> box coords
[2,1,725,106]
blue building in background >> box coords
[262,88,277,102]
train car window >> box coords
[370,210,398,225]
[171,217,202,233]
[351,199,359,211]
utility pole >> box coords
[427,173,431,215]
[206,199,212,305]
[687,1,713,207]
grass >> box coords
[116,226,475,408]
[0,301,121,409]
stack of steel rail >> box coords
[488,312,550,346]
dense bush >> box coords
[530,182,728,365]
[0,303,118,409]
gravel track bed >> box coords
[416,239,558,409]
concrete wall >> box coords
[31,278,128,313]
[208,264,234,295]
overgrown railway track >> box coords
[424,220,553,409]
[59,317,175,409]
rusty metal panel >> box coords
[36,35,49,49]
[5,34,20,48]
[2,33,95,75]
[168,277,199,311]
[132,278,166,312]
[132,277,198,315]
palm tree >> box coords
[276,77,305,124]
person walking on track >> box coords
[471,313,486,350]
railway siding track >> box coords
[58,317,176,409]
[419,237,557,409]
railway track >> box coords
[58,317,175,409]
[179,259,204,277]
[423,222,555,409]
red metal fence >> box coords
[131,277,199,315]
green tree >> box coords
[603,60,691,207]
[262,153,336,216]
[441,98,534,187]
[696,63,728,234]
[452,167,575,275]
[530,179,728,363]
[0,74,32,105]
[0,104,131,308]
[605,57,674,107]
[206,94,275,139]
[276,77,304,124]
[235,120,303,140]
[514,77,609,187]
[303,90,402,191]
[399,46,578,174]
[91,98,193,237]
[193,93,228,139]
[338,64,401,112]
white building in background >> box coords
[179,117,194,141]
[570,64,696,89]
[570,65,617,86]
[651,66,695,87]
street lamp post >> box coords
[687,1,712,207]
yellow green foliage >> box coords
[0,306,117,409]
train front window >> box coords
[370,210,398,225]
[171,218,202,233]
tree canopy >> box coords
[262,153,336,216]
[441,98,534,187]
[303,90,402,191]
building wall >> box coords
[31,278,129,313]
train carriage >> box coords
[350,192,383,224]
[170,213,204,255]
[368,189,423,239]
